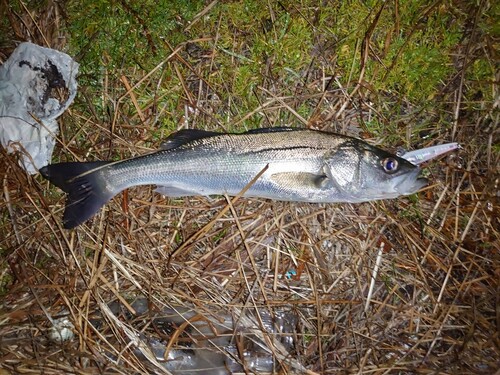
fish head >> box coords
[324,140,427,202]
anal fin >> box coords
[155,185,204,197]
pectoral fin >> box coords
[270,172,332,190]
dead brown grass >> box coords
[0,1,498,374]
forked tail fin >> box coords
[40,161,114,229]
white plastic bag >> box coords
[0,42,79,174]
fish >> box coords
[39,127,452,229]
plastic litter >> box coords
[99,298,300,374]
[0,42,79,174]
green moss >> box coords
[66,0,203,70]
[182,2,318,121]
[63,0,203,121]
[368,4,462,104]
[55,0,495,140]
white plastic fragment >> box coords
[0,42,79,174]
[48,316,75,343]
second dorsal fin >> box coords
[243,126,297,134]
[160,129,222,150]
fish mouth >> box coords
[393,142,460,196]
[351,170,426,202]
[394,169,428,195]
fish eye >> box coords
[382,157,399,173]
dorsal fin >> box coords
[243,127,297,134]
[160,129,222,150]
[160,127,299,150]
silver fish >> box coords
[40,127,448,229]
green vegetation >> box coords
[65,0,204,71]
[55,0,495,142]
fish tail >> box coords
[40,161,114,229]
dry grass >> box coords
[1,1,499,374]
